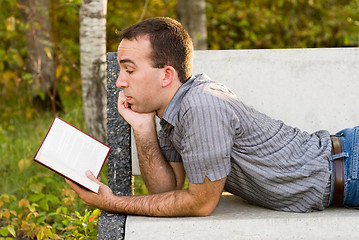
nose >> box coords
[116,70,128,89]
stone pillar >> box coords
[97,52,132,240]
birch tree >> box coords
[176,0,208,50]
[79,0,107,142]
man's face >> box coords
[116,35,164,113]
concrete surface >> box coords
[125,193,359,240]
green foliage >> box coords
[107,0,177,52]
[0,0,31,121]
[206,0,359,49]
[133,176,149,195]
[0,175,100,239]
[0,0,82,124]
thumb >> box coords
[86,170,101,184]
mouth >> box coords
[122,91,132,101]
[125,96,133,102]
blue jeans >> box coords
[329,126,359,207]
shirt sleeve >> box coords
[177,93,236,184]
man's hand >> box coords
[117,91,155,130]
[65,171,115,212]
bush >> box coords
[207,0,359,49]
[0,174,99,239]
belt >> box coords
[330,136,344,206]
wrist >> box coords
[132,117,156,133]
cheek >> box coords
[132,70,162,100]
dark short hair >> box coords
[119,17,193,83]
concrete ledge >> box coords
[125,193,359,240]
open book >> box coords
[34,117,111,193]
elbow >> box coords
[193,202,217,217]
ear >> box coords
[161,66,177,88]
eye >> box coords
[126,70,133,74]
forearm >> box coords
[67,172,226,218]
[133,120,178,193]
[107,189,211,217]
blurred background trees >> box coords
[206,0,359,49]
[176,0,208,49]
[18,0,63,115]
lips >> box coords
[122,91,132,102]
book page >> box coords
[35,117,110,192]
[35,152,100,193]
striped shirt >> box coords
[159,74,332,212]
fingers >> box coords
[85,170,101,184]
[65,178,83,193]
[65,177,95,206]
[118,90,128,110]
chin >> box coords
[130,106,142,113]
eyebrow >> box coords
[118,59,136,66]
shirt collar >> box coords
[160,75,196,127]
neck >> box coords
[157,80,183,118]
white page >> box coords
[34,117,110,192]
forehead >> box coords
[117,35,152,63]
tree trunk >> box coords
[18,0,62,114]
[79,0,107,142]
[176,0,208,50]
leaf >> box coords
[0,194,15,204]
[0,227,8,237]
[29,193,45,202]
[18,198,30,208]
[22,73,33,80]
[5,16,15,31]
[44,47,53,59]
[18,158,31,171]
[28,203,39,213]
[39,199,49,211]
[29,183,46,194]
[33,87,46,101]
[9,210,17,217]
[88,208,101,223]
[25,106,34,119]
[63,225,78,231]
[62,206,68,215]
[2,210,10,219]
[3,70,15,82]
[56,65,63,78]
[7,225,16,237]
[56,207,62,214]
[45,194,61,205]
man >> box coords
[67,17,359,216]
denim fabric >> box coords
[329,126,359,207]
